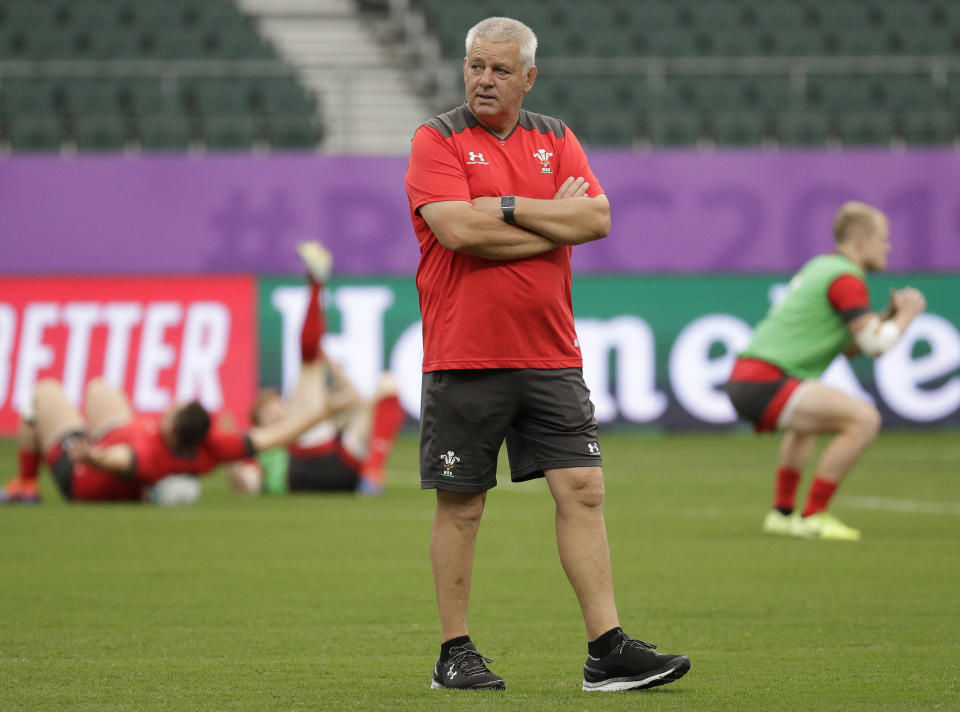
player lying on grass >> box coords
[723,201,926,541]
[226,242,404,496]
[1,287,358,504]
[0,377,355,503]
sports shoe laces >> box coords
[447,646,495,675]
[615,637,658,655]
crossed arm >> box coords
[419,176,611,261]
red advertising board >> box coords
[0,276,256,435]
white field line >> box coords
[837,495,960,516]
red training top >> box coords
[405,104,604,372]
[68,417,253,501]
[827,273,871,321]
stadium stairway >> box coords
[238,0,431,154]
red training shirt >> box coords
[69,417,253,501]
[405,104,604,371]
[827,273,871,321]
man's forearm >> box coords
[250,390,360,452]
[427,203,558,260]
[458,224,558,260]
[511,195,610,245]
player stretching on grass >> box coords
[405,16,689,692]
[227,242,405,496]
[724,201,926,541]
[0,267,357,504]
[0,379,354,504]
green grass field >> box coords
[2,430,958,711]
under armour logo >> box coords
[466,151,488,165]
[448,666,458,678]
[587,442,600,455]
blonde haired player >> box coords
[724,201,927,540]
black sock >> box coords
[588,627,624,658]
[440,635,472,662]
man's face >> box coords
[860,215,891,272]
[463,37,536,131]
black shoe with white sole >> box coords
[431,642,506,690]
[582,635,690,691]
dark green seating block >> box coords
[268,116,321,149]
[648,113,702,146]
[72,116,129,150]
[137,115,193,150]
[63,80,123,118]
[779,113,832,146]
[710,112,769,146]
[7,116,62,150]
[837,113,894,145]
[899,114,954,144]
[2,79,62,117]
[204,116,258,150]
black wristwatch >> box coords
[500,195,516,224]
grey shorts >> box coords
[419,368,602,493]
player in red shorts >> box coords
[724,202,927,540]
[226,242,405,496]
[1,267,356,504]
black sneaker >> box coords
[582,635,690,691]
[431,642,506,690]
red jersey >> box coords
[69,417,253,501]
[405,104,604,371]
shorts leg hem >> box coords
[421,479,497,493]
[511,458,603,482]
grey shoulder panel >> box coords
[422,105,477,137]
[518,110,566,137]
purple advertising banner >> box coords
[2,150,960,274]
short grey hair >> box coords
[465,17,537,73]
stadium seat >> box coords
[648,113,702,146]
[837,114,894,145]
[900,113,954,144]
[204,116,259,150]
[1,79,62,118]
[411,0,960,147]
[71,116,130,150]
[137,115,193,150]
[779,113,832,146]
[0,0,319,152]
[711,112,770,146]
[62,80,123,119]
[268,115,321,149]
[7,116,62,150]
